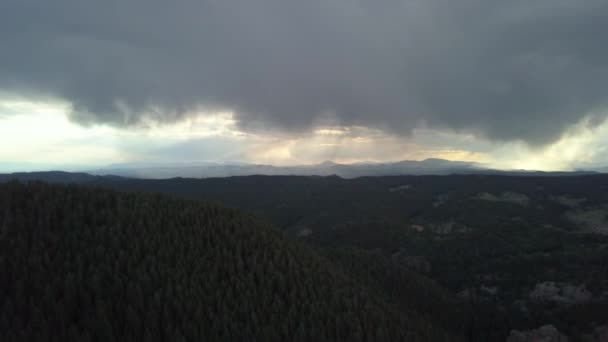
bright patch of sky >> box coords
[1,99,607,172]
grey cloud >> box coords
[1,0,608,144]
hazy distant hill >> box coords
[593,166,608,173]
[86,158,486,179]
[0,171,127,184]
[0,171,97,183]
[1,159,598,181]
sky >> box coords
[1,0,608,172]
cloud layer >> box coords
[1,0,608,144]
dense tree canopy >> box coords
[0,182,457,342]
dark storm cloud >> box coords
[1,0,607,144]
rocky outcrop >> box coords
[475,192,530,206]
[529,282,592,305]
[296,228,313,237]
[389,184,411,192]
[550,195,586,208]
[507,325,568,342]
[430,221,455,234]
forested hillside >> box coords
[0,182,459,342]
[2,173,608,340]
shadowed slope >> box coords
[0,182,458,342]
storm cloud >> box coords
[1,0,607,145]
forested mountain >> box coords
[0,182,461,342]
[2,173,608,340]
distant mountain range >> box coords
[0,159,601,181]
[83,158,484,179]
[85,158,601,179]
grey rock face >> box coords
[507,325,568,342]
